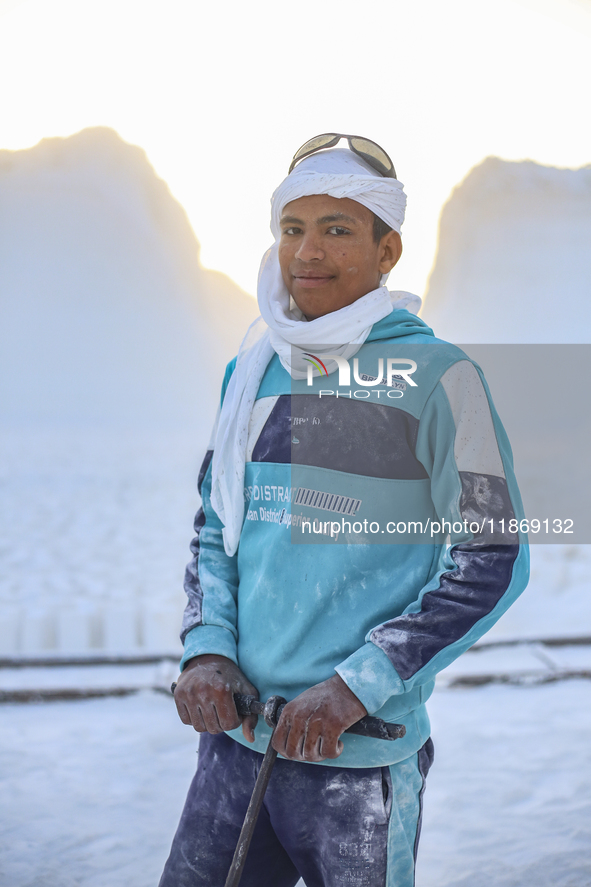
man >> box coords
[159,135,529,887]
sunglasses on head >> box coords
[288,133,396,179]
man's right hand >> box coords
[173,654,259,742]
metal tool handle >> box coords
[223,698,286,887]
[170,685,406,741]
[234,693,406,741]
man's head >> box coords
[268,143,407,321]
[278,194,402,320]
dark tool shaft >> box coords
[234,693,406,741]
[223,733,279,887]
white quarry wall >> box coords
[422,156,591,343]
[0,126,257,428]
[422,157,591,643]
[0,128,258,657]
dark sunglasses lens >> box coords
[292,133,338,163]
[350,138,395,177]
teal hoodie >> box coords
[180,310,529,766]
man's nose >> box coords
[295,232,325,262]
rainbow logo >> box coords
[302,352,329,376]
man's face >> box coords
[278,194,401,320]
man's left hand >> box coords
[271,674,367,762]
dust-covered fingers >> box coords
[199,700,231,734]
[271,711,292,757]
[182,701,207,732]
[175,698,193,726]
[241,713,258,743]
[300,718,344,762]
[174,685,219,733]
[314,729,344,760]
[300,724,324,763]
[274,712,309,761]
[285,722,307,761]
[173,684,203,728]
[210,689,242,732]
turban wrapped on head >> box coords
[270,147,407,240]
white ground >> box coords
[1,681,590,887]
[418,680,591,887]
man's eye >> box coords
[283,227,302,236]
[327,226,351,235]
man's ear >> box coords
[378,231,403,275]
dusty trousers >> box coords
[159,731,434,887]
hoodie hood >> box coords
[367,308,434,343]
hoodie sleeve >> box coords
[335,359,530,714]
[179,358,239,671]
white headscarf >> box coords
[210,148,419,555]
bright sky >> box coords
[0,0,590,300]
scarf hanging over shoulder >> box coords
[210,149,419,555]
